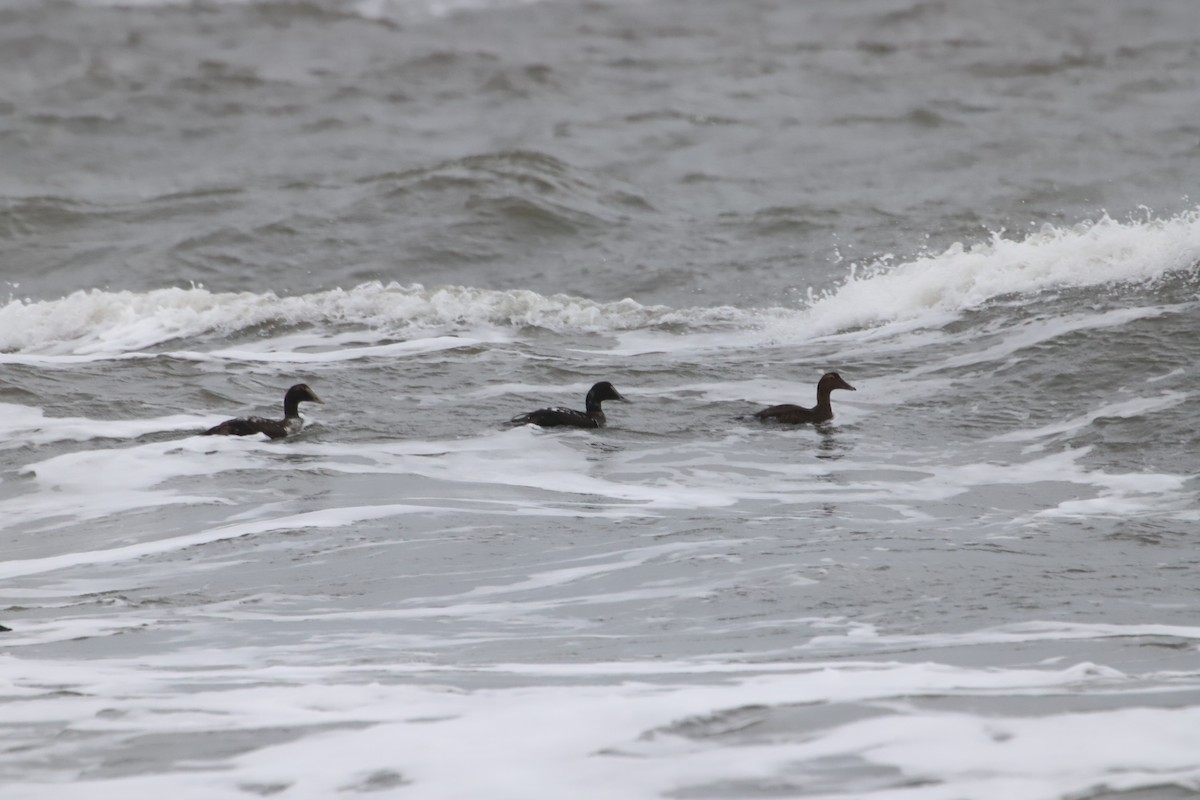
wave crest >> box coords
[3,210,1196,355]
[800,210,1200,336]
[0,283,749,355]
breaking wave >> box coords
[2,210,1196,356]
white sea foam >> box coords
[2,424,1196,798]
[355,0,550,22]
[3,438,238,529]
[0,283,745,358]
[792,210,1200,336]
[2,211,1195,357]
[0,403,207,449]
[907,304,1185,375]
[0,500,438,582]
[928,446,1190,520]
[6,414,1181,563]
[801,619,1200,655]
[990,391,1189,444]
[75,0,535,13]
[1,650,1197,800]
[295,433,768,512]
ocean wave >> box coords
[2,211,1196,356]
[69,0,547,19]
[0,283,751,356]
[798,209,1200,337]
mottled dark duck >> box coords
[754,372,855,424]
[202,383,324,439]
[510,381,628,429]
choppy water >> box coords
[3,0,1200,798]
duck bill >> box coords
[310,392,326,404]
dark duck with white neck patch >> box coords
[754,372,855,424]
[510,381,629,428]
[202,383,324,439]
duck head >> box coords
[588,381,628,404]
[819,372,855,393]
[286,384,325,405]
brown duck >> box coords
[754,372,855,424]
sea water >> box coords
[2,0,1200,798]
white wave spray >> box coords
[1,210,1196,356]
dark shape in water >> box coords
[510,381,629,429]
[754,372,855,424]
[202,384,324,439]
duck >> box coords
[754,371,855,424]
[510,381,629,428]
[202,383,324,439]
